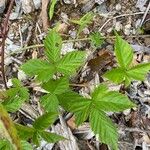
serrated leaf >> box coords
[92,84,135,112]
[49,0,57,20]
[91,84,108,99]
[127,63,150,81]
[40,94,59,112]
[75,106,90,126]
[42,77,69,95]
[71,12,93,36]
[90,32,104,47]
[11,78,22,87]
[44,29,62,62]
[90,108,118,150]
[3,86,29,112]
[57,51,85,75]
[58,91,91,126]
[33,112,57,130]
[103,68,126,84]
[39,131,64,143]
[15,124,35,140]
[115,34,133,68]
[58,91,91,112]
[32,131,40,146]
[21,141,33,150]
[21,59,55,82]
[0,139,13,150]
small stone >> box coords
[5,57,12,66]
[115,21,122,31]
[123,109,131,116]
[7,79,13,87]
[33,0,41,9]
[83,27,90,34]
[115,3,121,11]
[95,0,105,5]
[63,0,74,4]
[124,24,131,35]
[81,0,95,13]
[0,0,6,14]
[57,23,68,34]
[135,19,141,28]
[61,42,74,55]
[69,30,77,39]
[18,70,27,81]
[60,12,69,23]
[107,27,113,33]
[22,0,35,14]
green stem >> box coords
[10,34,150,55]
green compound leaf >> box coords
[15,124,35,140]
[40,94,59,112]
[127,63,150,81]
[42,77,69,95]
[33,112,58,130]
[21,59,55,82]
[58,91,91,126]
[21,141,33,150]
[90,108,118,150]
[39,131,64,143]
[57,51,85,75]
[0,139,14,150]
[44,29,62,62]
[90,32,104,47]
[59,91,91,112]
[2,79,29,112]
[71,12,93,36]
[49,0,57,20]
[115,34,133,68]
[92,84,135,112]
[103,68,126,84]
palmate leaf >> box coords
[58,91,91,112]
[0,139,13,150]
[59,91,91,126]
[42,77,69,95]
[21,141,33,150]
[115,34,133,68]
[103,68,126,84]
[92,85,135,112]
[41,77,69,112]
[90,108,118,150]
[15,124,35,140]
[39,131,64,143]
[2,79,29,112]
[40,93,59,112]
[71,12,93,36]
[21,59,55,82]
[127,63,150,81]
[33,112,58,130]
[57,51,85,75]
[90,32,104,47]
[44,29,62,62]
[75,106,90,126]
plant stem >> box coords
[10,34,150,55]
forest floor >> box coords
[0,0,150,150]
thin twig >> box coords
[140,1,150,27]
[9,34,150,55]
[0,0,15,89]
[99,11,146,31]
